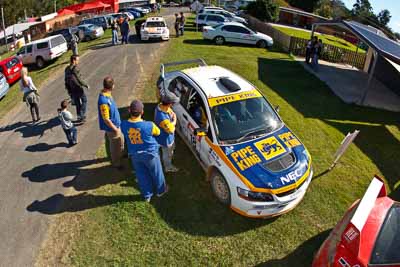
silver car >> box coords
[76,24,104,41]
[0,73,10,99]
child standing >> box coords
[58,100,78,146]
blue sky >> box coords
[342,0,400,33]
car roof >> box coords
[79,24,94,27]
[145,17,165,22]
[215,22,248,27]
[28,35,63,45]
[181,65,255,99]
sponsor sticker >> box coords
[278,132,301,148]
[208,89,262,107]
[230,145,262,171]
[254,136,286,161]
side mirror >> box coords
[275,106,280,113]
[194,127,207,136]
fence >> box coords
[244,15,367,69]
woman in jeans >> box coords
[20,67,40,122]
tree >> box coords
[352,0,373,17]
[331,0,351,20]
[246,0,279,22]
[288,0,319,12]
[314,0,332,18]
[377,9,391,27]
[394,32,400,40]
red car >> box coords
[313,176,400,267]
[0,56,23,84]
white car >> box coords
[141,17,169,41]
[16,35,67,68]
[123,12,135,20]
[158,59,313,218]
[202,9,247,24]
[203,22,273,48]
[195,14,229,28]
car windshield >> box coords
[211,97,282,143]
[370,203,400,265]
[5,58,19,69]
[146,21,165,27]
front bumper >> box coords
[230,168,313,218]
[141,33,169,41]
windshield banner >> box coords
[208,89,262,107]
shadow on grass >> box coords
[256,229,331,267]
[257,57,400,199]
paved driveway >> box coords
[0,9,182,266]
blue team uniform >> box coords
[98,92,121,132]
[154,104,175,146]
[121,117,166,199]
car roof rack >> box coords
[160,58,207,78]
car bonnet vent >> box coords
[219,77,241,92]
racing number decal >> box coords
[254,137,286,161]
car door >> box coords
[206,15,224,26]
[221,25,239,43]
[25,44,34,64]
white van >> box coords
[17,35,68,68]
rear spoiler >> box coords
[341,176,387,257]
[160,58,207,79]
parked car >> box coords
[76,24,104,41]
[141,17,169,41]
[0,73,10,99]
[203,22,273,48]
[313,176,400,267]
[0,56,23,84]
[202,9,247,24]
[17,35,68,68]
[199,6,224,13]
[119,8,142,18]
[158,59,313,218]
[48,27,84,47]
[109,12,130,21]
[123,12,135,20]
[135,19,146,39]
[79,16,110,30]
[132,7,150,15]
[195,14,229,28]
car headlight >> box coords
[237,187,273,202]
[162,29,167,34]
[143,30,148,34]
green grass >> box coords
[49,18,400,266]
[272,25,365,53]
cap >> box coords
[161,92,179,104]
[130,100,144,113]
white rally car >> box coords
[158,59,313,218]
[141,17,170,41]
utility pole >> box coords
[24,9,27,21]
[1,7,7,50]
[54,0,57,13]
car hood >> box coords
[255,32,273,42]
[220,126,311,191]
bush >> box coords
[246,0,279,22]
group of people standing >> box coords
[174,12,186,37]
[97,75,180,201]
[111,17,131,46]
[305,36,323,71]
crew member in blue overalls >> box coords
[121,100,168,202]
[154,93,180,173]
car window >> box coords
[198,14,205,20]
[211,96,282,143]
[36,42,49,50]
[212,23,223,29]
[370,203,400,265]
[233,26,251,34]
[50,36,65,48]
[5,58,20,69]
[167,77,192,106]
[26,45,33,53]
[187,90,208,128]
[222,25,235,32]
[207,15,219,21]
[146,21,165,27]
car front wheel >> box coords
[36,57,45,68]
[257,40,267,48]
[210,170,231,205]
[214,36,225,45]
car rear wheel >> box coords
[210,170,231,205]
[257,40,267,48]
[214,36,225,45]
[36,57,45,68]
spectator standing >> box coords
[64,55,89,122]
[121,100,168,202]
[121,18,130,45]
[305,38,312,64]
[58,99,78,146]
[20,67,40,122]
[179,12,185,36]
[70,33,79,56]
[98,76,124,169]
[111,19,119,45]
[154,93,179,173]
[174,13,180,37]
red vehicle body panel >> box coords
[0,56,23,84]
[313,178,399,267]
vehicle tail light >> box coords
[49,51,53,56]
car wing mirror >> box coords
[275,106,280,113]
[194,127,207,136]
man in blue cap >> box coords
[121,99,168,202]
[154,92,180,172]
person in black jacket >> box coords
[64,55,89,122]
